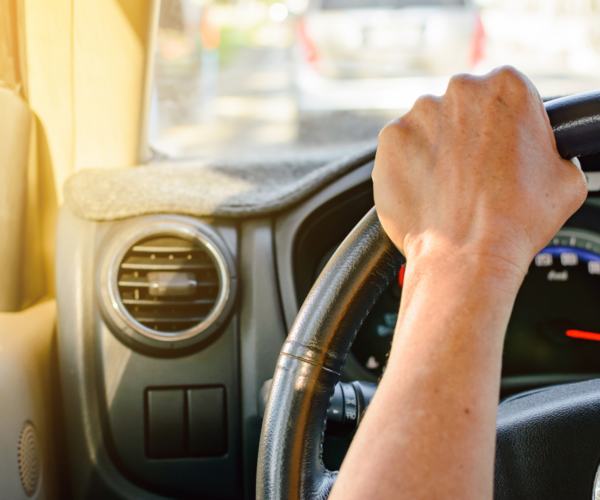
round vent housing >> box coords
[98,217,236,351]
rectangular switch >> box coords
[187,387,227,457]
[146,389,185,458]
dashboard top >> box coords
[62,143,377,222]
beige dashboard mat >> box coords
[63,143,377,221]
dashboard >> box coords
[55,151,600,499]
[334,226,600,389]
[284,162,600,399]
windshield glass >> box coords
[150,0,600,159]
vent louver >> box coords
[116,235,221,333]
[99,217,237,353]
[100,218,235,352]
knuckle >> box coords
[490,65,530,99]
[378,120,397,144]
[413,93,440,111]
[447,72,479,93]
[411,93,441,119]
[574,169,588,204]
[378,117,410,145]
[569,182,588,215]
[557,159,587,212]
[494,65,524,83]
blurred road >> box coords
[151,10,600,160]
[152,42,394,159]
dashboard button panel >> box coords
[145,387,227,459]
[188,387,227,457]
[146,389,185,459]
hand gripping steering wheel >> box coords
[257,91,600,500]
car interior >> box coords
[5,0,600,499]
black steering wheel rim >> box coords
[258,207,401,500]
[257,90,600,500]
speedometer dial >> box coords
[504,228,600,376]
[350,227,600,379]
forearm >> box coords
[332,67,586,500]
[330,252,524,500]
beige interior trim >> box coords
[22,0,74,204]
[73,0,159,171]
[0,0,158,307]
[22,0,159,203]
[0,299,60,498]
[0,0,23,94]
[0,0,162,300]
[0,88,46,310]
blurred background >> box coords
[149,0,600,159]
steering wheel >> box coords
[257,91,600,500]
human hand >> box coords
[373,66,587,284]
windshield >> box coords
[321,0,465,9]
[150,0,600,159]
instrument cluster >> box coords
[339,227,600,380]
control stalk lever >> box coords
[258,379,377,438]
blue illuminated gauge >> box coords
[503,228,600,378]
[351,228,600,381]
[535,229,600,282]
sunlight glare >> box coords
[269,3,288,22]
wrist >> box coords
[404,247,527,300]
[389,248,524,361]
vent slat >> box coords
[132,315,206,323]
[132,237,200,253]
[121,256,213,271]
[122,298,215,306]
[121,263,212,270]
[118,275,218,288]
[132,246,203,253]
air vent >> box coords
[117,236,220,333]
[101,218,236,350]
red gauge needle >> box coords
[566,330,600,342]
[399,264,406,286]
